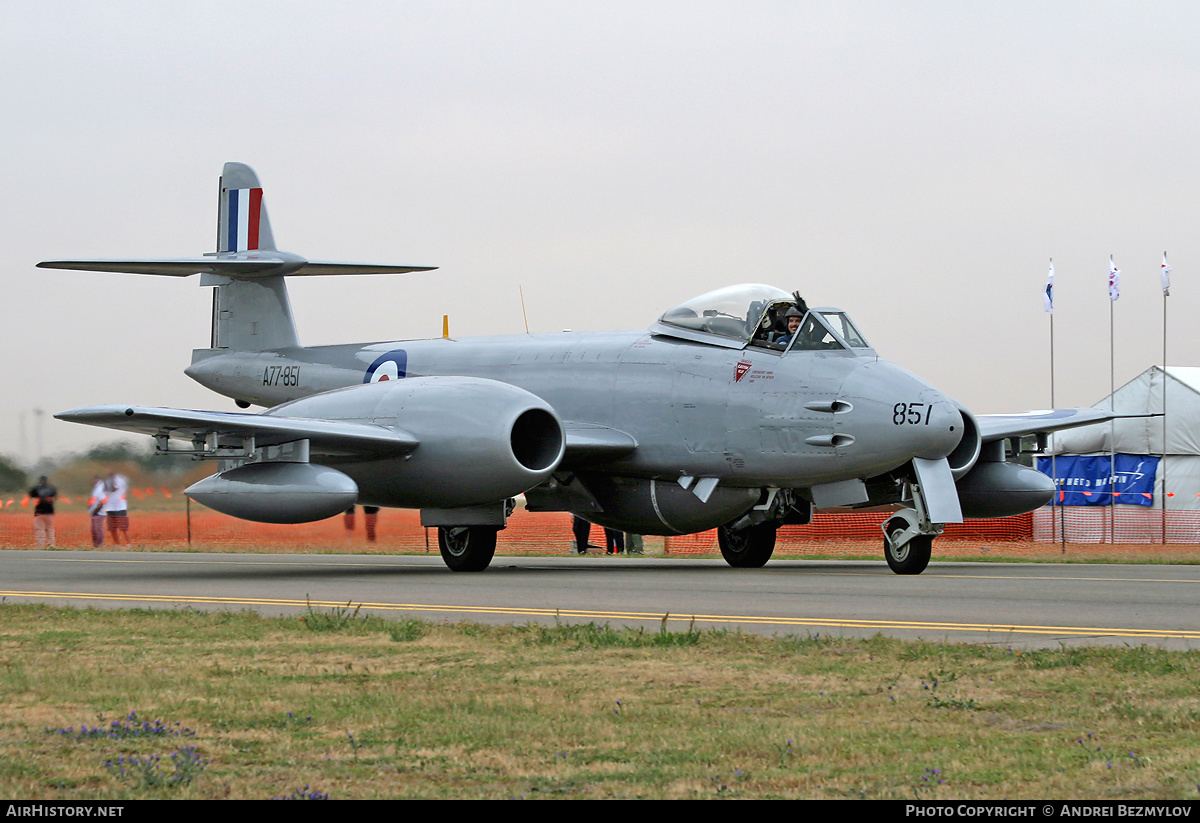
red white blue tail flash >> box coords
[223,187,264,252]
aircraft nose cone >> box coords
[915,393,964,460]
[838,361,964,462]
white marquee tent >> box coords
[1045,365,1200,511]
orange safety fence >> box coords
[0,508,572,554]
[2,505,1197,555]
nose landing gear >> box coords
[881,508,939,575]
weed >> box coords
[922,673,978,710]
[776,737,796,767]
[273,784,330,800]
[524,619,701,649]
[1114,646,1188,676]
[388,618,426,642]
[301,598,366,631]
[1021,645,1091,670]
[104,746,207,789]
[49,711,195,740]
[778,632,838,652]
[913,766,946,796]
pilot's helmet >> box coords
[783,307,803,319]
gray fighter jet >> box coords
[44,163,1112,573]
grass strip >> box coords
[0,602,1198,799]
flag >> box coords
[1161,252,1171,296]
[1108,255,1121,301]
[1044,259,1054,313]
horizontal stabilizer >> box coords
[560,422,638,467]
[38,254,436,279]
[975,408,1152,443]
[54,404,418,458]
[284,262,438,276]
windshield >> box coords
[659,284,794,343]
[785,313,841,351]
[816,311,869,348]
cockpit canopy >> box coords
[655,283,870,353]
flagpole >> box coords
[1162,294,1168,544]
[1108,256,1118,545]
[1044,260,1064,549]
[1161,252,1171,545]
[1052,309,1064,551]
[1109,295,1115,545]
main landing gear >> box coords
[716,522,778,568]
[437,526,498,572]
[716,490,810,568]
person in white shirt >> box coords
[88,476,107,547]
[103,471,131,545]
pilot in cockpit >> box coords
[776,306,804,347]
[756,292,808,348]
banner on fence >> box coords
[1036,453,1159,506]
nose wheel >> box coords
[883,514,933,575]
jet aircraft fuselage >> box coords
[185,326,963,498]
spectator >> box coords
[103,471,130,545]
[28,475,57,547]
[88,475,107,547]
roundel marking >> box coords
[364,349,408,383]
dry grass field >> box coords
[1,604,1199,800]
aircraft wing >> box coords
[560,422,638,467]
[54,405,418,457]
[57,404,633,471]
[975,408,1132,443]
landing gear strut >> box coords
[438,526,498,572]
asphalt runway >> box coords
[2,550,1199,650]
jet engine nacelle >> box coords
[273,377,566,509]
[187,461,360,524]
[946,404,982,480]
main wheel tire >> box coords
[717,523,777,568]
[438,526,498,572]
[883,519,932,575]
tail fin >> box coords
[208,163,296,350]
[38,161,437,354]
[217,162,276,252]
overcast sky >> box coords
[4,1,1199,463]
